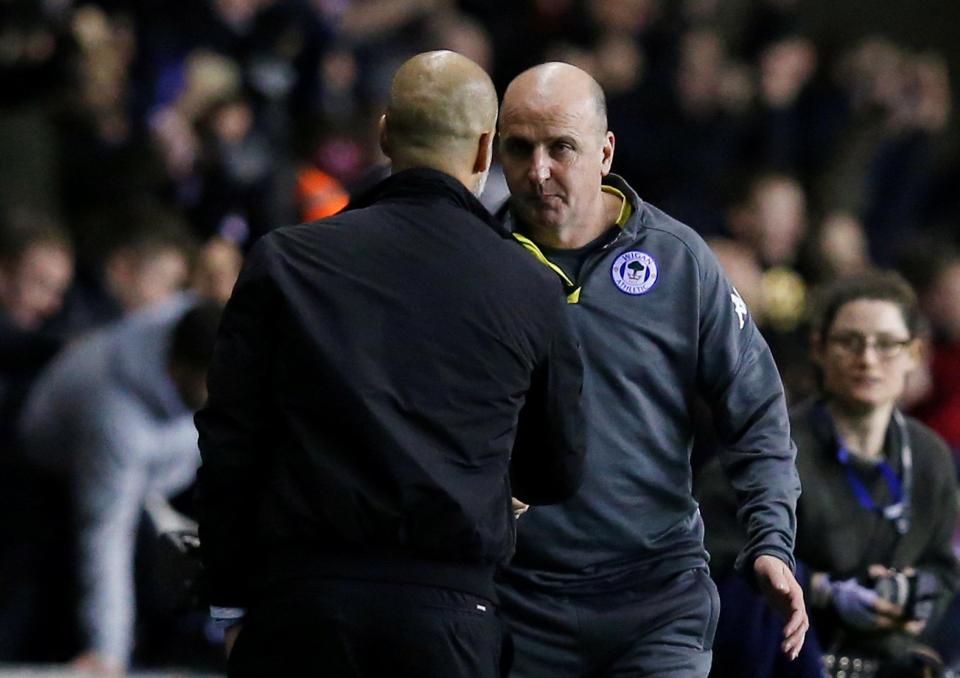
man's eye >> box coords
[503,139,531,156]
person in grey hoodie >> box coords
[18,295,222,675]
[494,62,808,677]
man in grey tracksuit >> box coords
[495,62,809,677]
[19,296,221,674]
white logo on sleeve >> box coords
[731,289,748,330]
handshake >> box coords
[811,565,941,633]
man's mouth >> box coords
[527,194,562,207]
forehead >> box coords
[20,243,71,271]
[500,89,599,140]
[831,299,908,333]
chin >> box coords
[838,391,893,413]
[516,209,553,231]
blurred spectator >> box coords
[727,172,810,399]
[459,0,591,90]
[821,40,952,267]
[0,209,74,663]
[814,211,871,284]
[700,271,960,677]
[193,93,285,240]
[148,49,243,213]
[0,0,71,212]
[0,208,73,437]
[910,254,960,455]
[57,203,196,336]
[190,236,243,305]
[744,35,844,184]
[315,45,363,129]
[654,27,749,235]
[0,210,74,334]
[19,297,223,675]
[428,9,494,74]
[710,228,812,402]
[56,5,165,229]
[337,0,456,106]
[729,171,808,269]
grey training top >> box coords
[501,175,800,590]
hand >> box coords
[753,554,809,661]
[224,623,243,660]
[822,576,903,630]
[511,497,529,519]
[70,650,124,676]
[867,564,935,632]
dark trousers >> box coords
[227,578,506,678]
[497,567,720,677]
[709,570,823,678]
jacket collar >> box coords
[806,397,901,467]
[496,173,646,239]
[349,167,509,237]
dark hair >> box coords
[78,200,198,271]
[169,300,223,371]
[813,271,921,338]
[111,204,198,262]
[0,208,72,268]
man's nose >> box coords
[528,148,550,184]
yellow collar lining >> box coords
[601,185,632,226]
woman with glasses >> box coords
[793,271,958,675]
[702,270,959,677]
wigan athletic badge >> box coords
[611,251,658,296]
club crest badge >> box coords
[611,251,658,295]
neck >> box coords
[526,191,623,249]
[390,159,479,196]
[827,400,894,461]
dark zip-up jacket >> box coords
[499,174,799,590]
[792,400,959,653]
[195,168,586,607]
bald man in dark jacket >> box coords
[195,50,585,678]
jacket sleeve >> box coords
[914,436,960,627]
[195,238,278,608]
[510,290,586,506]
[695,244,800,573]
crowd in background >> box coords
[1,0,959,674]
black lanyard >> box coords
[834,409,913,535]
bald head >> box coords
[502,62,608,137]
[381,51,498,189]
[498,62,616,246]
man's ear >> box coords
[378,114,391,158]
[473,130,494,174]
[601,130,615,176]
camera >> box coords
[873,570,914,611]
[872,570,940,622]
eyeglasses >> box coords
[826,332,913,359]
